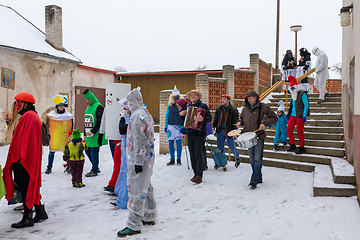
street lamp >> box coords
[290,25,302,62]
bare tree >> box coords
[331,63,342,77]
[114,66,127,72]
[195,64,207,70]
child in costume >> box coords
[63,129,88,188]
[45,94,73,174]
[273,100,288,150]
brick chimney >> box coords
[45,5,63,51]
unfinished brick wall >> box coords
[258,59,271,87]
[313,79,342,93]
[234,70,255,99]
[208,78,227,110]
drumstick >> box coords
[252,129,261,133]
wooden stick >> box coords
[6,88,9,113]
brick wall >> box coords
[234,70,255,99]
[45,5,63,50]
[258,59,271,87]
[313,79,342,93]
[208,78,227,110]
[159,90,172,154]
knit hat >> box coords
[277,100,285,113]
[221,94,231,100]
[175,98,187,108]
[53,94,68,107]
[72,129,81,140]
[172,85,180,95]
[288,75,298,86]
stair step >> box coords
[270,106,341,113]
[265,136,345,148]
[268,126,343,134]
[268,101,341,107]
[306,114,342,120]
[206,153,317,172]
[269,97,341,103]
[331,158,356,184]
[266,130,343,141]
[272,93,342,98]
[305,120,343,127]
[313,165,356,197]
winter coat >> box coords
[63,139,88,161]
[314,50,328,84]
[282,50,297,70]
[238,90,277,140]
[165,104,183,126]
[213,103,239,136]
[182,100,212,135]
[297,53,311,83]
[274,114,288,144]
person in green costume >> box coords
[83,89,108,177]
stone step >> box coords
[265,136,345,148]
[331,158,356,185]
[272,93,342,98]
[268,126,343,134]
[270,106,341,113]
[306,114,342,120]
[269,96,341,102]
[266,130,343,141]
[206,152,317,172]
[262,142,345,158]
[313,165,356,197]
[267,101,341,108]
[207,138,332,165]
[304,120,343,127]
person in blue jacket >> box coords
[165,86,184,166]
[273,100,288,150]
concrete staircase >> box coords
[207,93,357,197]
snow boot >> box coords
[78,182,86,188]
[176,158,181,166]
[248,181,257,189]
[103,185,114,192]
[167,158,175,166]
[273,144,278,151]
[33,204,48,223]
[117,227,141,237]
[287,144,297,152]
[45,166,52,174]
[11,210,34,228]
[317,99,324,105]
[295,147,305,154]
[235,157,241,168]
[142,220,155,225]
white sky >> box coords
[1,0,342,78]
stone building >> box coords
[0,5,115,144]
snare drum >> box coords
[236,132,258,149]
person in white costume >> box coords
[117,87,157,238]
[312,46,329,104]
[45,95,73,174]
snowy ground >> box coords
[1,133,360,240]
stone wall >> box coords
[159,90,172,155]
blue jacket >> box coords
[274,114,288,144]
[165,103,183,126]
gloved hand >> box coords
[282,66,286,71]
[286,115,290,120]
[302,117,307,123]
[98,133,103,147]
[164,127,168,133]
[135,165,143,174]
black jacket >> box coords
[213,103,238,135]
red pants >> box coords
[287,116,305,148]
[108,140,121,187]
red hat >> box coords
[14,91,35,104]
[288,75,298,87]
[221,94,231,100]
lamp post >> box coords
[290,25,302,62]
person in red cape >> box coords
[2,92,48,228]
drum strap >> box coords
[257,103,262,129]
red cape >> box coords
[2,110,43,208]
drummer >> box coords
[212,94,241,168]
[235,90,277,189]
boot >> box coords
[273,144,278,151]
[167,158,175,166]
[117,227,141,237]
[176,159,181,166]
[33,204,48,223]
[45,166,52,174]
[235,157,241,168]
[11,211,34,228]
[287,144,297,152]
[295,147,305,154]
